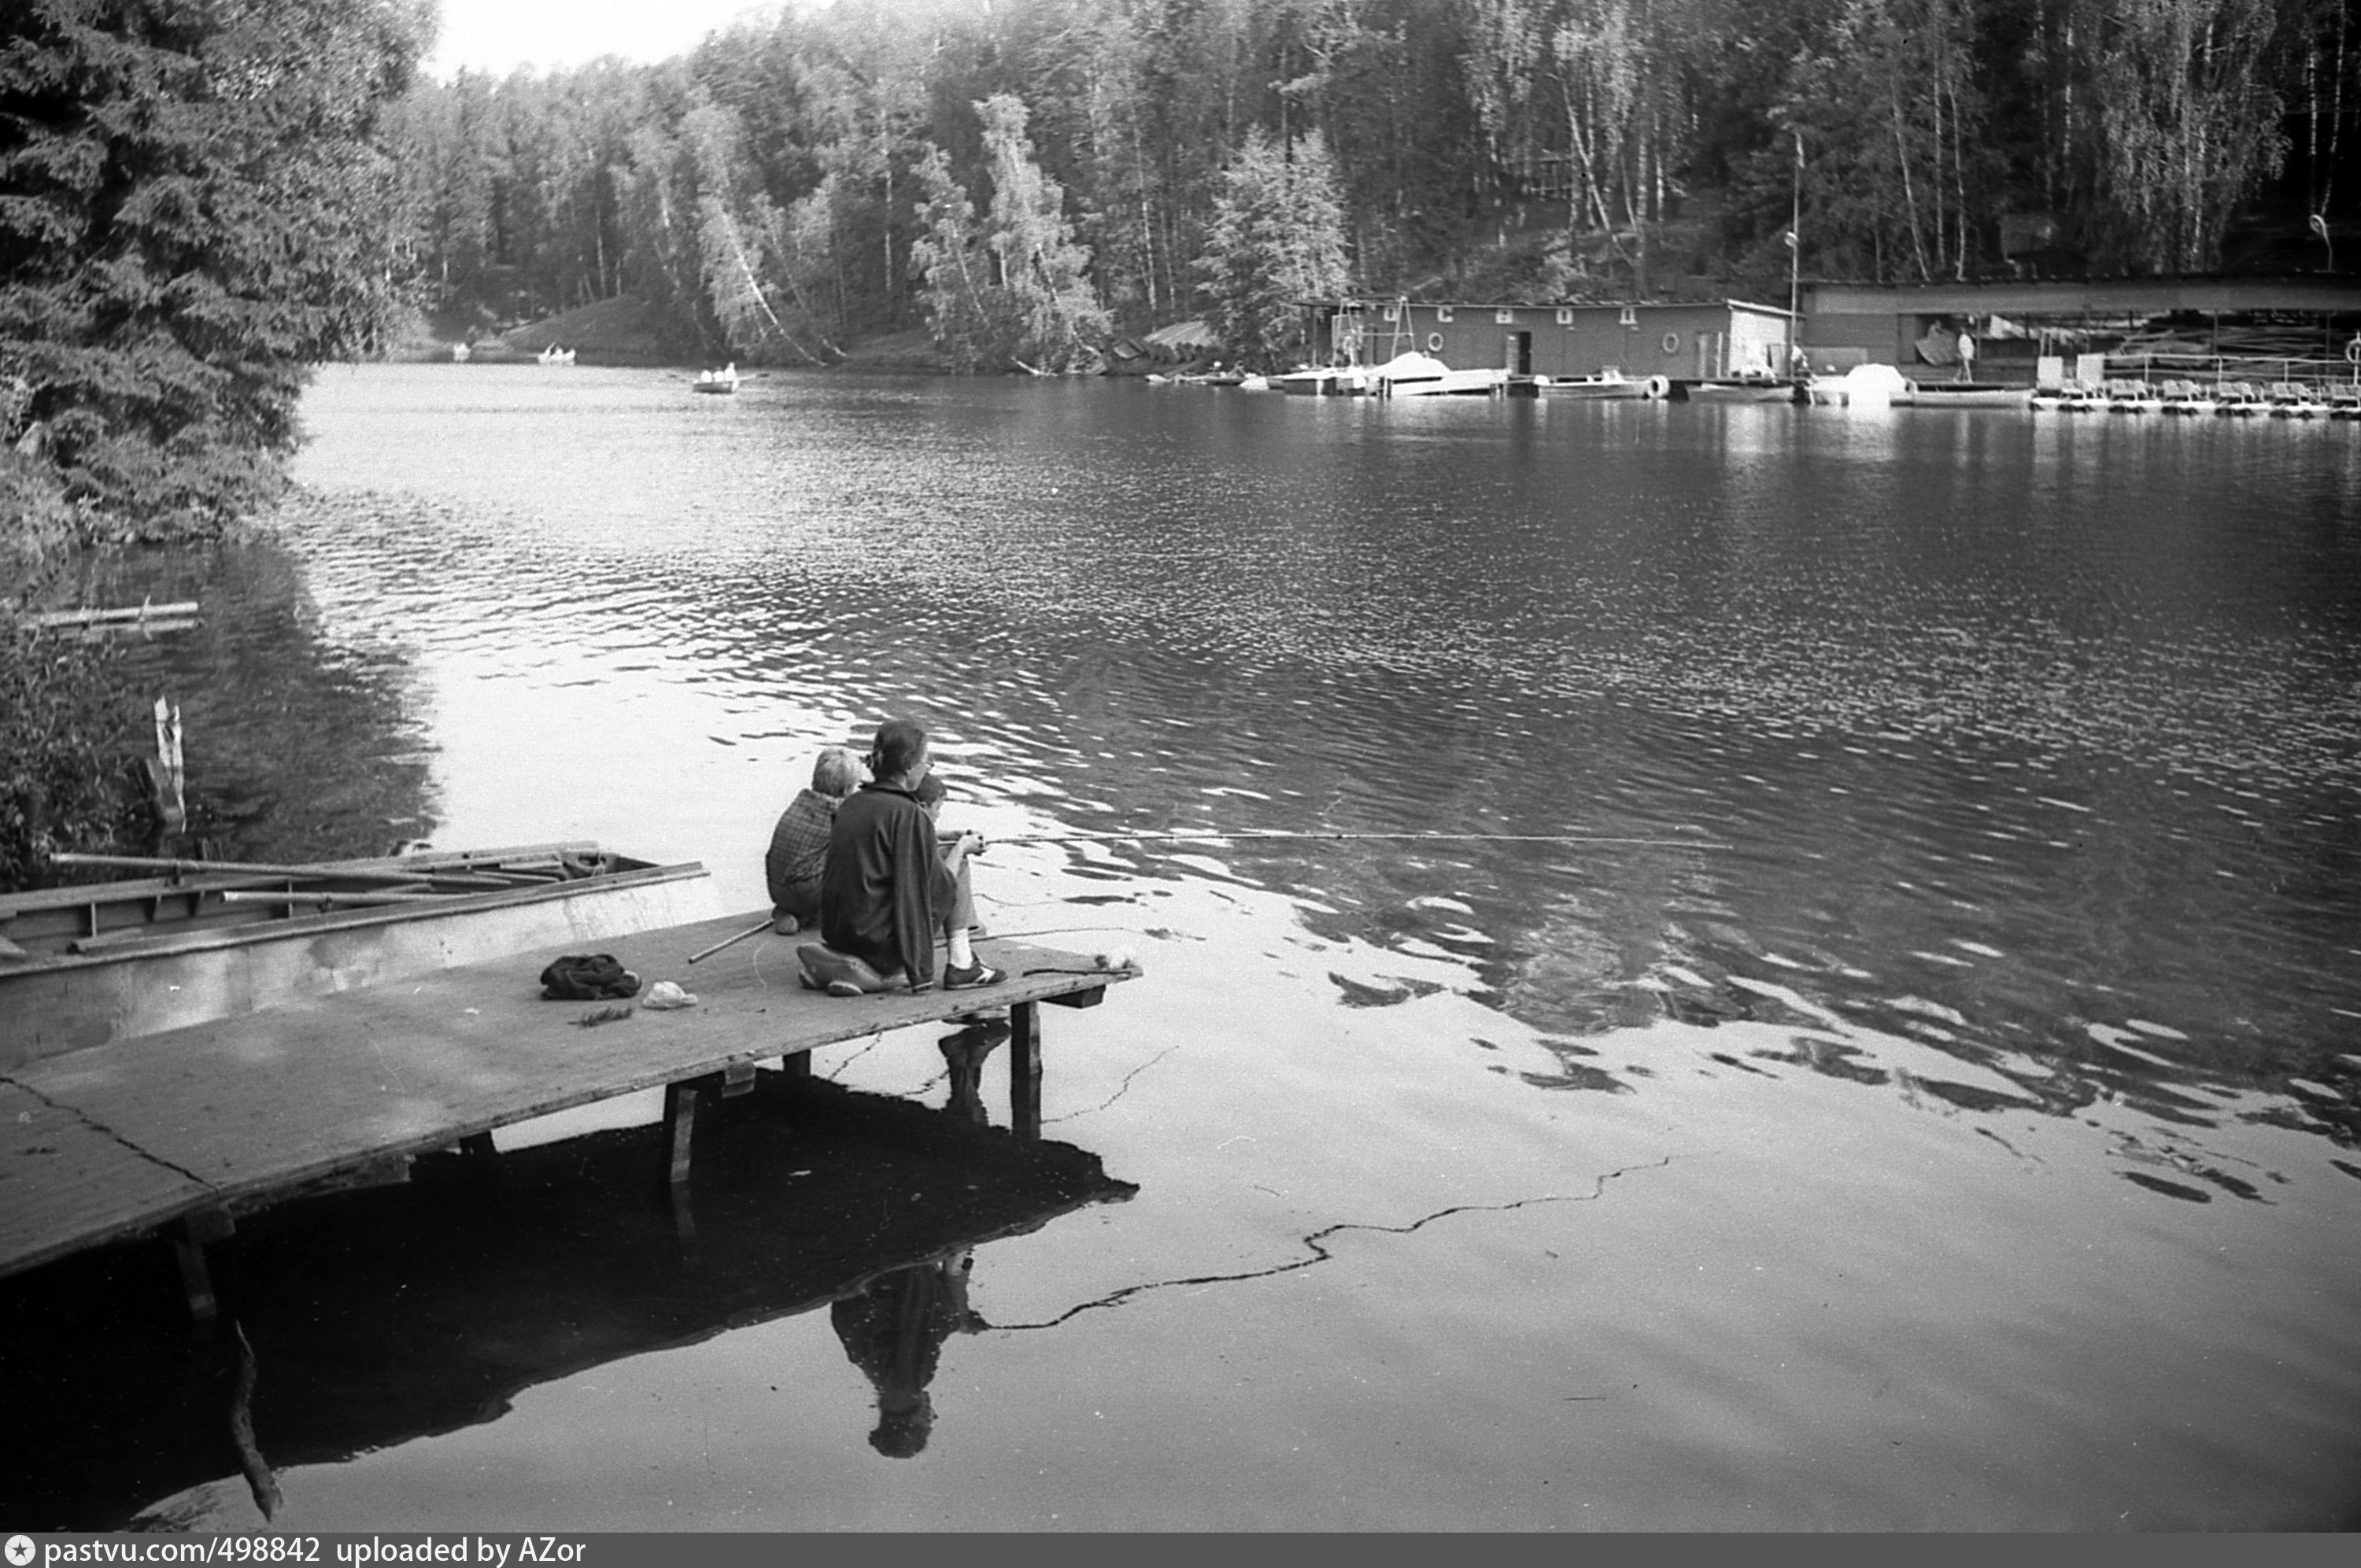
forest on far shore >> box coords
[390,0,2359,371]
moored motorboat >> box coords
[2214,382,2265,415]
[693,363,740,394]
[1273,365,1348,396]
[1384,360,1508,397]
[537,345,576,366]
[2158,379,2217,415]
[1539,371,1652,400]
[0,843,718,1068]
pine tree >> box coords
[0,0,431,537]
[1197,128,1350,371]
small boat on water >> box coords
[1539,371,1654,400]
[1380,356,1508,397]
[1272,365,1350,396]
[1807,363,1913,408]
[693,363,740,394]
[1908,382,2033,411]
[2264,382,2327,418]
[2158,380,2218,415]
[2329,386,2361,419]
[2032,383,2100,412]
[2215,382,2266,415]
[538,345,576,367]
[0,842,716,1068]
[1686,371,1796,404]
[2102,378,2163,413]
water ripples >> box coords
[184,368,2353,1150]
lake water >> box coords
[14,365,2361,1529]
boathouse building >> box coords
[1797,276,2361,379]
[1310,297,1796,382]
[1304,277,2361,385]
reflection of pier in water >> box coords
[0,1058,1135,1529]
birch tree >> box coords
[2093,0,2287,271]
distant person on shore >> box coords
[809,717,1002,994]
[765,747,862,935]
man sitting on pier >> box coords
[766,747,862,934]
[804,718,1003,995]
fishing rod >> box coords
[985,830,1731,850]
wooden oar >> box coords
[53,851,430,880]
[214,889,446,906]
[48,851,538,893]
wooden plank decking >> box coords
[0,909,1136,1286]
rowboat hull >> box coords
[1540,376,1647,400]
[1910,383,2033,410]
[1687,379,1796,403]
[0,844,719,1069]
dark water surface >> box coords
[16,366,2361,1529]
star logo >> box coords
[6,1535,36,1566]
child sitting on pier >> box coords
[765,747,862,935]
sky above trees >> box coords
[426,0,790,78]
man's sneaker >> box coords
[939,961,1006,991]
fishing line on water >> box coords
[987,829,1731,849]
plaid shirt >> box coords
[766,789,840,907]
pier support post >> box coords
[661,1079,699,1188]
[459,1130,499,1187]
[173,1207,235,1323]
[1009,1001,1041,1141]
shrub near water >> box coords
[1,452,142,894]
[0,615,143,895]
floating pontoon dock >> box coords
[0,909,1135,1312]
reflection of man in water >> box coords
[831,1251,987,1457]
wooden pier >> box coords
[0,909,1136,1308]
